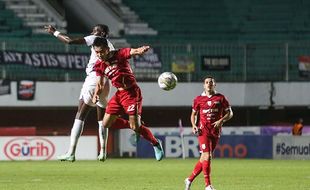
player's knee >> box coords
[75,113,84,120]
[129,123,140,132]
[200,152,211,161]
[130,124,138,131]
[102,120,112,128]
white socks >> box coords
[66,119,108,157]
[67,119,84,155]
[98,121,109,154]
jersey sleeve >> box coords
[222,95,231,111]
[84,35,96,46]
[118,48,131,60]
[192,97,199,112]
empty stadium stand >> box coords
[1,0,66,34]
[122,0,310,44]
[0,0,310,82]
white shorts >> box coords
[79,74,109,108]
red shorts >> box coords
[198,134,219,153]
[106,85,142,116]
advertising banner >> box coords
[171,54,195,73]
[136,135,273,159]
[119,127,263,156]
[298,56,310,78]
[17,80,35,100]
[201,55,230,71]
[214,136,272,158]
[273,136,310,160]
[132,47,162,80]
[0,51,89,70]
[0,136,97,161]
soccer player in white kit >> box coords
[44,24,114,162]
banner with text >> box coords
[137,135,273,159]
[0,136,97,161]
[133,47,162,80]
[0,51,89,70]
[273,136,310,160]
[201,55,231,71]
[119,127,262,157]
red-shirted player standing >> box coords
[92,37,164,161]
[185,76,233,190]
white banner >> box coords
[273,136,310,160]
[0,136,97,161]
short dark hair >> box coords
[94,24,109,37]
[92,37,108,48]
[204,76,215,82]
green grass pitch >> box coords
[0,158,309,190]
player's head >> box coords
[297,118,303,124]
[91,24,109,37]
[93,37,110,61]
[203,76,216,92]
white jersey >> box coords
[84,35,115,76]
[79,35,114,108]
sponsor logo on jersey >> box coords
[202,108,219,113]
[207,101,212,106]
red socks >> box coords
[110,118,158,145]
[139,125,158,145]
[202,160,211,186]
[188,161,202,181]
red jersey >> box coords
[94,48,137,89]
[192,92,230,137]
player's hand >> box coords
[44,25,56,34]
[212,119,223,129]
[92,94,99,104]
[92,82,102,103]
[192,125,199,135]
[141,45,150,53]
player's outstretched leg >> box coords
[138,124,164,161]
[153,138,164,161]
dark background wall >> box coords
[0,107,308,136]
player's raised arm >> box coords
[44,25,86,44]
[130,46,150,56]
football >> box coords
[157,72,178,91]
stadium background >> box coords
[0,0,310,160]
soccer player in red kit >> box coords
[92,37,164,161]
[184,76,233,190]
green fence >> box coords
[0,40,310,82]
